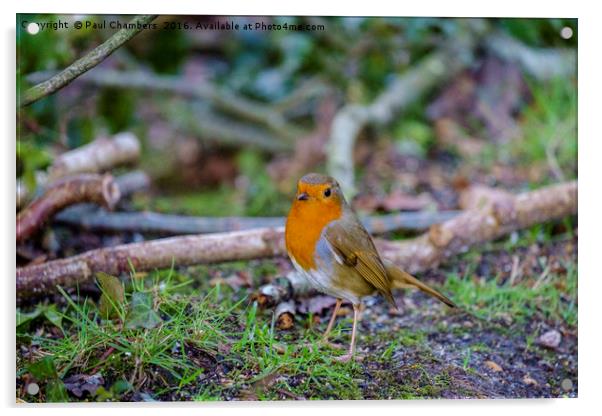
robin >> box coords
[285,173,456,362]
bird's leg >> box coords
[334,303,360,362]
[322,298,342,342]
[321,298,344,350]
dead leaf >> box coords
[63,373,104,398]
[276,312,294,330]
[523,375,539,386]
[484,360,503,372]
[96,272,125,320]
[240,371,281,400]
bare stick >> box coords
[48,132,141,180]
[16,181,576,301]
[274,300,296,330]
[20,15,158,107]
[17,227,284,301]
[53,210,460,235]
[376,181,577,273]
[18,134,139,206]
[17,134,141,207]
[19,169,149,211]
[17,174,121,243]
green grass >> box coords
[18,225,577,402]
[471,77,577,183]
[443,257,577,326]
[21,269,365,402]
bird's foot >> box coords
[301,339,344,352]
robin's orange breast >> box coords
[284,197,342,271]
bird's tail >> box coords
[384,260,456,308]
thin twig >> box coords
[20,15,158,107]
[54,209,460,235]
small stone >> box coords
[523,375,538,386]
[484,360,503,372]
[537,329,562,349]
[561,378,574,391]
[26,383,39,395]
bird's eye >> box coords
[323,188,332,197]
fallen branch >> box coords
[48,132,141,180]
[274,300,296,330]
[17,174,121,243]
[111,170,151,197]
[53,209,460,235]
[17,227,285,301]
[26,69,305,142]
[327,21,485,196]
[17,181,576,301]
[17,134,141,207]
[20,15,158,107]
[376,181,577,273]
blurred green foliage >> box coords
[498,18,577,47]
[17,15,577,213]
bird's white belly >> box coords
[290,258,360,304]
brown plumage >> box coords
[285,173,455,362]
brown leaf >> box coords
[276,312,294,330]
[523,375,539,386]
[240,371,281,400]
[484,360,503,372]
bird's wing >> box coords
[324,215,395,305]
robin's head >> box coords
[293,173,345,211]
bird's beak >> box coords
[297,192,309,201]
